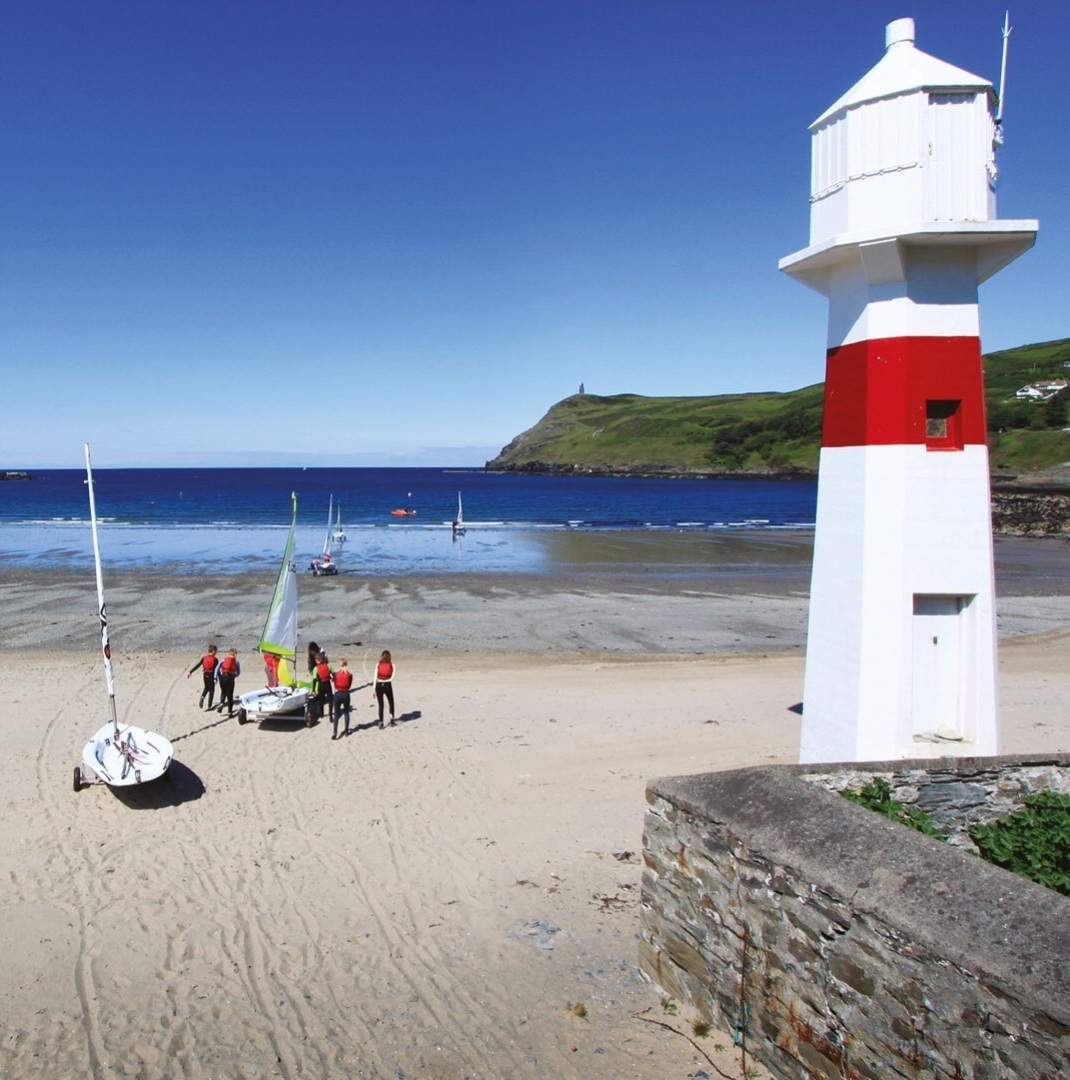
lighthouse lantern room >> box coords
[780,18,1037,763]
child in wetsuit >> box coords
[187,644,219,709]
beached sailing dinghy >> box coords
[74,444,173,792]
[237,493,315,726]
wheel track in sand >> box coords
[184,717,378,1074]
[239,722,421,1069]
[29,658,123,1078]
[217,696,534,1075]
[163,716,335,1077]
[166,827,313,1078]
[320,718,532,1074]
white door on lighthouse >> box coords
[911,594,973,742]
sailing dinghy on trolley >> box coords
[74,444,173,792]
[237,493,315,726]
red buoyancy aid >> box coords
[220,656,238,676]
[202,654,217,673]
[316,661,331,684]
[376,661,394,681]
[333,669,352,691]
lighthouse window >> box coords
[925,400,963,450]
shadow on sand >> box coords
[341,709,422,736]
[80,759,207,809]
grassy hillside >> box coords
[487,339,1070,477]
[983,340,1070,472]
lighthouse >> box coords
[780,18,1037,763]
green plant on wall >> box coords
[969,791,1070,896]
[841,777,943,838]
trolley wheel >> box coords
[73,766,82,792]
[305,704,316,728]
[237,708,248,725]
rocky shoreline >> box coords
[485,463,1070,537]
[991,486,1070,537]
[484,460,817,480]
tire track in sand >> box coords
[26,657,113,1078]
[308,718,532,1075]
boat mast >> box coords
[85,443,119,735]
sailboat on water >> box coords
[452,491,466,539]
[74,444,173,791]
[332,499,346,547]
[237,493,315,726]
[310,495,339,576]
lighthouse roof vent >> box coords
[811,18,991,130]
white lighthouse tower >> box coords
[780,18,1037,763]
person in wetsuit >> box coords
[187,644,219,710]
[331,659,354,739]
[373,650,396,729]
[313,651,333,727]
[216,648,241,717]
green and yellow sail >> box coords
[259,492,300,687]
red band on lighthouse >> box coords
[821,336,988,448]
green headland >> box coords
[487,338,1070,482]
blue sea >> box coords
[0,467,817,577]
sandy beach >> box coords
[2,546,1069,1078]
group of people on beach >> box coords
[185,644,242,717]
[186,640,396,739]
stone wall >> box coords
[640,755,1070,1079]
[801,758,1070,848]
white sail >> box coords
[333,499,346,545]
[322,494,333,559]
[452,490,466,537]
[260,493,299,669]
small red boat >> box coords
[390,508,417,517]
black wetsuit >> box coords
[190,654,218,709]
[217,657,241,716]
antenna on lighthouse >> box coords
[995,11,1012,125]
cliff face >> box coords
[484,390,823,477]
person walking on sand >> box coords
[187,644,219,710]
[216,648,241,717]
[313,650,333,726]
[331,659,354,739]
[373,649,396,728]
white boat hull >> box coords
[238,685,311,724]
[80,722,173,787]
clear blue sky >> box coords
[2,0,1066,468]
